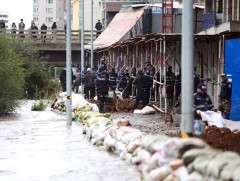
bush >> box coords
[31,100,47,111]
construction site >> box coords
[84,0,240,154]
[84,0,240,120]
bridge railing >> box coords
[0,29,103,44]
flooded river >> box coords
[0,101,140,181]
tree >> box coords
[0,34,25,114]
[13,41,52,99]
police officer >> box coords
[218,74,232,119]
[143,70,153,106]
[193,66,200,93]
[165,66,176,107]
[145,61,155,77]
[95,71,111,113]
[109,68,118,90]
[193,83,214,135]
[132,70,146,112]
[122,68,131,99]
[193,83,214,119]
[99,58,108,73]
[175,68,181,107]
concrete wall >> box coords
[72,0,79,30]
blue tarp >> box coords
[225,38,240,121]
[203,13,216,30]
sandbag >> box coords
[178,138,208,158]
[220,162,240,181]
[183,148,217,166]
[113,118,129,127]
[206,151,240,179]
[141,106,157,115]
[148,165,172,181]
[199,110,225,128]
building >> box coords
[33,0,65,30]
[72,0,79,30]
[0,11,9,29]
[199,0,240,34]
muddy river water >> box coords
[0,101,140,181]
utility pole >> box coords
[181,0,194,137]
[66,0,72,126]
[81,0,85,94]
[91,0,93,69]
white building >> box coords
[33,0,65,30]
[0,11,9,29]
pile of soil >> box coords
[88,98,141,112]
[199,126,240,154]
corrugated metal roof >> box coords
[85,8,144,50]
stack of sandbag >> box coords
[51,92,99,114]
[132,134,240,181]
[103,119,147,163]
[51,92,68,112]
[74,104,113,146]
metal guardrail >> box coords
[0,29,103,44]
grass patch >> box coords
[31,100,47,111]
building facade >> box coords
[33,0,65,30]
[0,11,9,29]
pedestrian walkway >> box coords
[0,101,140,181]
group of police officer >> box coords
[94,60,155,113]
[77,58,232,119]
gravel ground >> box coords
[111,112,181,136]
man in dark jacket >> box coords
[59,68,74,92]
[132,70,146,112]
[95,71,111,113]
[40,23,47,42]
[84,68,95,99]
[218,74,232,119]
[95,20,102,38]
[0,19,5,29]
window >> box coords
[34,0,38,3]
[46,8,53,13]
[46,0,53,4]
[34,17,38,22]
[46,17,53,23]
[0,15,8,18]
[34,8,39,13]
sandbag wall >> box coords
[51,94,240,181]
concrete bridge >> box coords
[0,29,102,66]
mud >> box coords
[199,126,240,154]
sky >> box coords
[0,0,33,28]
